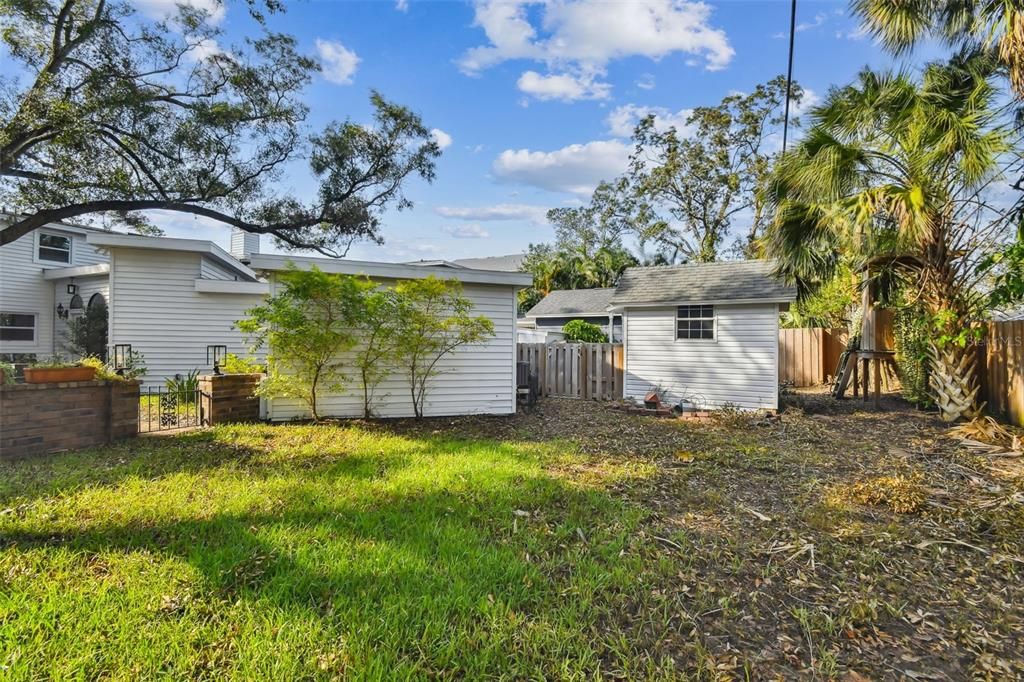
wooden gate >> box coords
[517,343,624,400]
[778,328,849,386]
[980,320,1024,426]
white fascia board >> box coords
[248,254,533,287]
[41,263,110,280]
[194,279,270,295]
[87,232,258,281]
[607,296,796,311]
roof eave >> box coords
[248,254,532,287]
[609,295,796,310]
[86,232,258,281]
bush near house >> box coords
[562,319,608,343]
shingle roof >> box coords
[611,260,795,306]
[526,288,617,317]
[451,254,525,272]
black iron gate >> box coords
[139,386,209,433]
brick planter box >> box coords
[24,366,97,383]
[0,380,140,460]
[198,374,262,425]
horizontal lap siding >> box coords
[268,282,515,420]
[0,229,108,357]
[110,249,264,387]
[200,257,238,281]
[625,304,779,410]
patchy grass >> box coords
[1,392,1023,679]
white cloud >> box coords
[636,73,656,90]
[135,0,226,24]
[185,37,223,63]
[444,224,491,239]
[605,104,695,138]
[796,12,827,32]
[435,203,550,224]
[430,128,453,150]
[516,70,611,101]
[316,39,360,85]
[396,0,409,10]
[492,140,631,196]
[791,88,820,117]
[458,0,733,79]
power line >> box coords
[782,0,797,153]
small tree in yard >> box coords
[562,320,607,343]
[352,286,403,419]
[65,299,108,359]
[393,277,495,419]
[237,266,365,421]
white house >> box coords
[0,219,110,362]
[610,260,796,411]
[87,231,530,420]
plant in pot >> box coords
[23,356,97,383]
[0,361,15,385]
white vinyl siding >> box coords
[107,248,264,386]
[624,303,779,410]
[200,256,238,281]
[54,276,110,356]
[0,226,108,356]
[266,279,517,420]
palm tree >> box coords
[765,57,1012,421]
[852,0,1024,96]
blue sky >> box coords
[50,1,933,260]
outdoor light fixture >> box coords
[56,303,68,320]
[66,283,78,295]
[113,344,132,373]
[207,344,228,374]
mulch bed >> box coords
[364,391,1024,679]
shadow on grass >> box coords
[0,428,649,676]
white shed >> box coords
[610,260,796,411]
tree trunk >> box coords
[927,342,981,422]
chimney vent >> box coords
[230,229,259,261]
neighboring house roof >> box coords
[87,232,259,282]
[611,260,796,307]
[992,307,1024,321]
[525,288,617,318]
[451,254,525,272]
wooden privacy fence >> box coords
[517,343,624,400]
[778,328,849,387]
[980,320,1024,426]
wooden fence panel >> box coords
[983,321,1024,426]
[778,328,849,387]
[517,343,624,400]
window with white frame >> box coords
[38,232,72,263]
[676,305,715,340]
[0,313,36,342]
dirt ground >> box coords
[368,390,1024,680]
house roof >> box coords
[610,260,796,307]
[86,232,259,282]
[526,288,617,318]
[451,254,525,272]
[247,254,532,287]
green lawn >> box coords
[0,422,662,679]
[2,396,1022,679]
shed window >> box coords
[38,232,71,263]
[0,313,36,342]
[676,305,715,340]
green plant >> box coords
[78,356,126,383]
[65,300,108,360]
[30,356,80,369]
[238,266,369,421]
[220,353,265,375]
[393,277,495,419]
[118,350,148,381]
[165,369,200,403]
[561,320,608,343]
[351,287,403,419]
[0,361,15,385]
[892,305,933,407]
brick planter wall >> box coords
[198,374,262,425]
[0,380,140,460]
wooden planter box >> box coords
[23,366,97,384]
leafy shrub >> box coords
[79,356,125,382]
[893,305,933,407]
[166,369,201,403]
[0,361,14,385]
[65,299,108,359]
[562,320,608,343]
[30,355,80,369]
[220,353,265,375]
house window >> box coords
[0,313,36,342]
[676,305,715,340]
[38,232,72,263]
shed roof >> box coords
[611,260,795,307]
[525,288,617,317]
[451,254,525,272]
